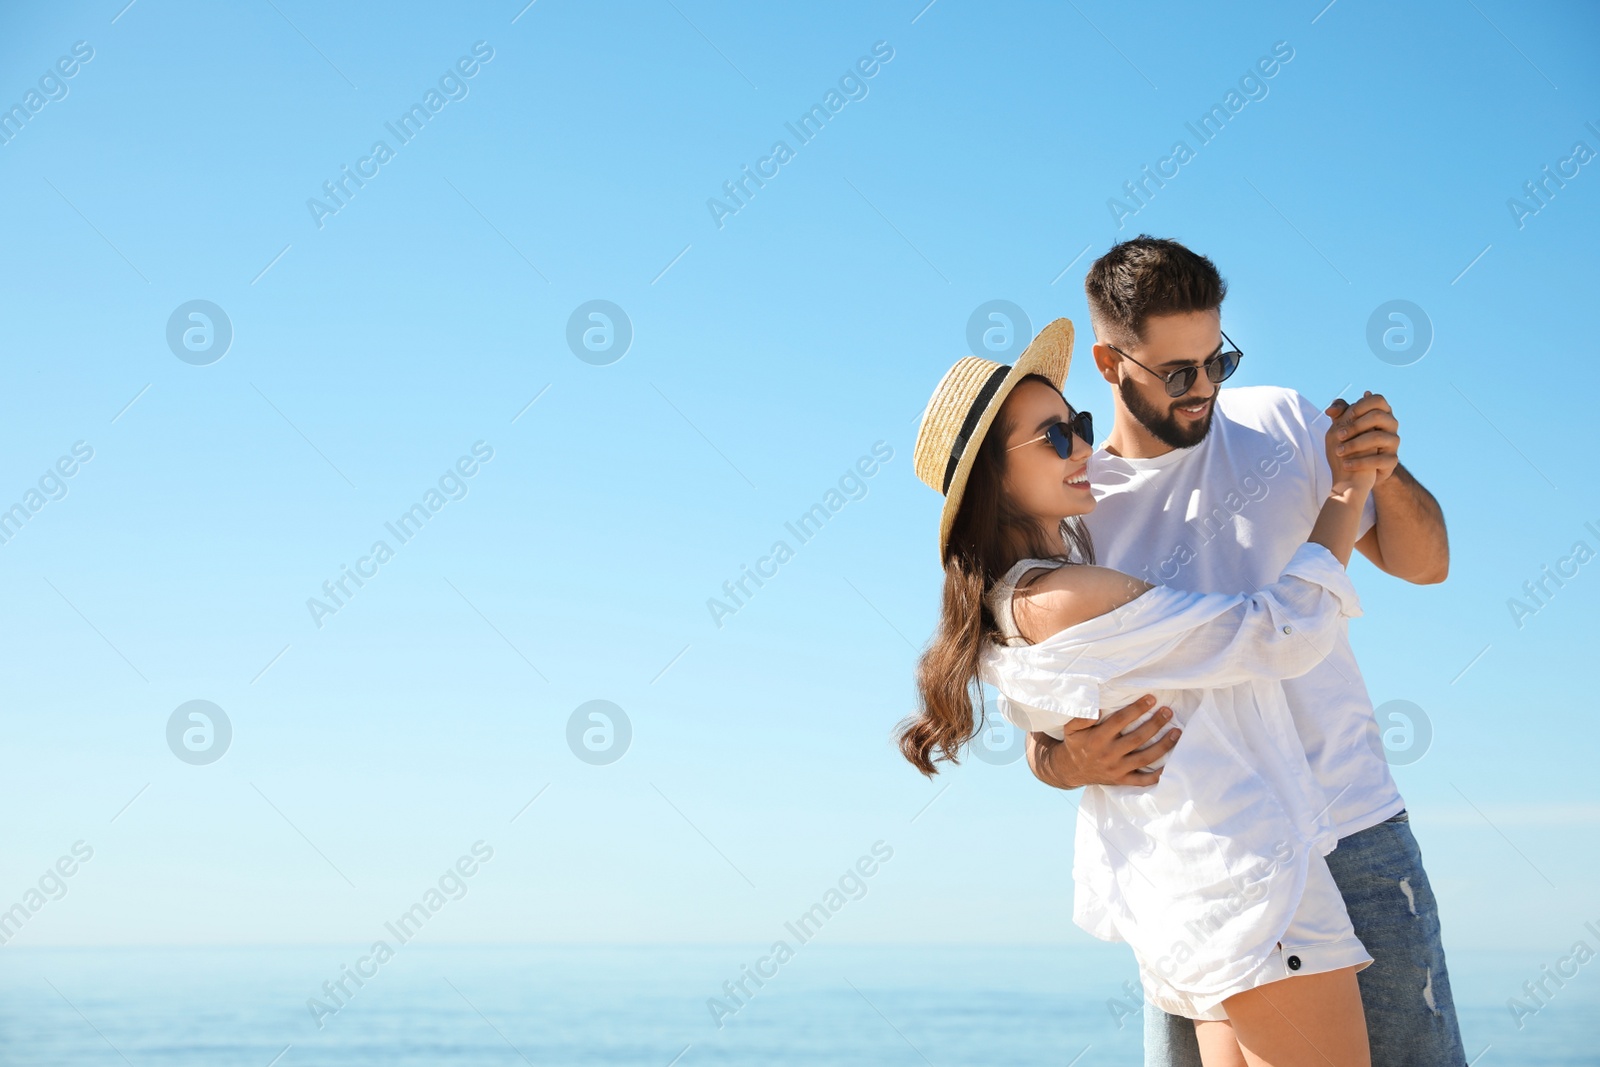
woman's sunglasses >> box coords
[1108,331,1244,398]
[1006,410,1094,457]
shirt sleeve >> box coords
[1096,541,1362,694]
[981,541,1362,725]
[993,690,1053,737]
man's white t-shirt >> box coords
[1080,385,1405,840]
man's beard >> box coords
[1119,376,1215,450]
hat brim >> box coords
[937,317,1075,561]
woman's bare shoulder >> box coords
[1011,564,1155,644]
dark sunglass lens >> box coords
[1166,368,1196,397]
[1044,422,1075,459]
[1208,349,1242,384]
[1076,411,1094,447]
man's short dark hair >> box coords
[1084,236,1227,349]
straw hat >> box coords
[913,318,1075,561]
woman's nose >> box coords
[1072,429,1092,461]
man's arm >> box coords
[1026,696,1179,790]
[1327,393,1449,585]
[1354,462,1448,583]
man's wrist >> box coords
[1043,744,1082,790]
[1371,460,1409,494]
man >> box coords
[1019,236,1463,1065]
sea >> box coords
[0,945,1593,1065]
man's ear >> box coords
[1091,342,1120,386]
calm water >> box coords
[0,945,1593,1065]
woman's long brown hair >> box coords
[898,374,1094,776]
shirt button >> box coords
[1287,954,1302,971]
[1281,625,1293,634]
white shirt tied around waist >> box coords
[1065,384,1404,840]
[980,541,1360,1000]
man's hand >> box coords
[1325,392,1399,486]
[1026,695,1179,790]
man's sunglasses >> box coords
[1006,409,1094,457]
[1108,331,1244,398]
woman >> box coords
[903,318,1375,1067]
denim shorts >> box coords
[1143,810,1467,1065]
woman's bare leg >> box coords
[1217,966,1370,1067]
[1194,1019,1249,1067]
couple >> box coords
[902,237,1463,1066]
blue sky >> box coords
[0,0,1595,964]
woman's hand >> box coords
[1325,397,1378,495]
[1325,392,1402,487]
[1310,397,1380,565]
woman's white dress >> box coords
[980,541,1372,1019]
